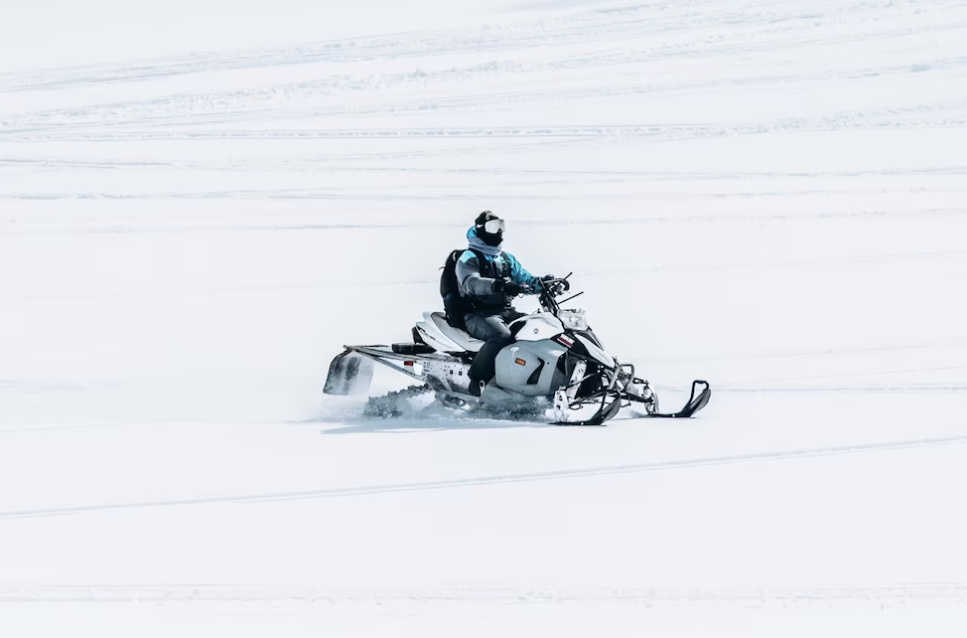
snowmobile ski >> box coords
[642,380,711,419]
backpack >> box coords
[440,248,488,329]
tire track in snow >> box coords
[2,434,966,520]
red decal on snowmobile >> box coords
[555,335,574,348]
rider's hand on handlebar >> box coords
[494,279,525,296]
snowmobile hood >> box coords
[467,226,503,255]
[575,333,614,368]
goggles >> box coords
[482,218,505,234]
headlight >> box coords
[559,309,588,331]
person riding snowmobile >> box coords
[323,211,711,422]
[456,211,549,396]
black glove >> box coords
[494,279,524,296]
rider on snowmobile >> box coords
[456,211,548,396]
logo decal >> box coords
[555,335,575,348]
[515,358,527,366]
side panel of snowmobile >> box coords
[575,333,614,368]
[494,341,568,397]
[324,344,478,398]
[324,349,375,396]
[512,314,565,342]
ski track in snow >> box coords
[3,583,967,605]
[4,55,967,132]
[2,0,966,138]
[2,434,965,520]
[6,188,967,203]
[9,107,967,142]
[5,157,967,178]
[1,0,960,94]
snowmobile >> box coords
[323,276,710,425]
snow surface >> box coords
[2,0,967,635]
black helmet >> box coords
[474,210,505,247]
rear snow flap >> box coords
[323,349,375,396]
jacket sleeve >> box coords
[507,254,541,288]
[456,251,498,297]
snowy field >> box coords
[2,0,967,635]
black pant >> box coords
[465,308,526,385]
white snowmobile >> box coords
[323,276,710,426]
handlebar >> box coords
[509,276,575,316]
[538,277,570,298]
[516,278,568,297]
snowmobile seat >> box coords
[430,312,484,353]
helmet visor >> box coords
[483,218,505,234]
